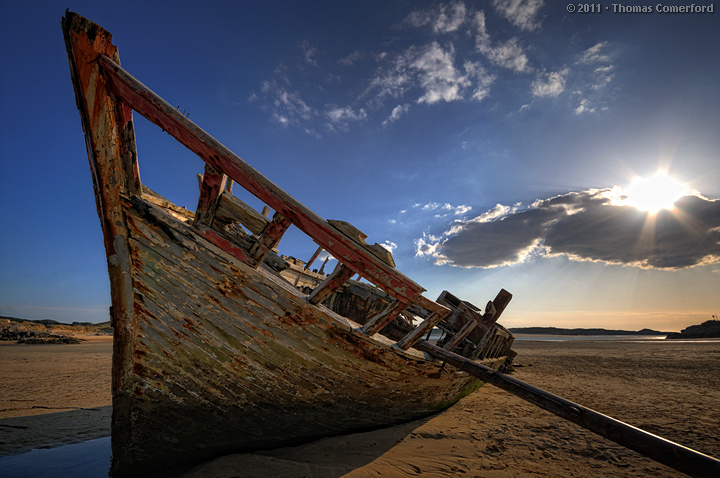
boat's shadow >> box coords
[181,415,435,477]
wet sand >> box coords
[0,336,112,455]
[1,336,718,476]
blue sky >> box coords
[1,1,718,331]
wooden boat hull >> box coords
[115,196,498,474]
[61,12,514,476]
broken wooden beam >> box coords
[249,212,291,266]
[307,263,355,305]
[486,289,512,324]
[443,319,478,351]
[305,245,323,271]
[361,300,408,336]
[194,164,227,226]
[395,310,449,350]
[214,194,269,236]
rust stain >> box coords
[63,12,517,478]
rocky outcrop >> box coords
[665,320,720,339]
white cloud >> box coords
[415,233,448,263]
[301,41,318,66]
[325,106,367,131]
[492,0,545,31]
[433,2,468,33]
[591,65,614,90]
[417,189,720,269]
[405,2,468,33]
[454,205,472,215]
[580,42,610,64]
[463,61,495,101]
[415,201,472,217]
[574,98,596,114]
[473,11,492,47]
[572,42,614,111]
[365,55,413,103]
[338,50,364,66]
[484,38,530,72]
[413,42,471,104]
[261,79,315,126]
[380,241,398,252]
[531,68,569,97]
[474,12,531,73]
[368,41,490,109]
[382,104,411,127]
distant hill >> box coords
[1,316,112,343]
[509,327,668,336]
[665,320,720,339]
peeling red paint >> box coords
[63,12,517,478]
[198,228,250,262]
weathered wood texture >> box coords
[62,14,138,458]
[62,12,514,477]
[93,52,457,321]
[194,164,227,226]
[435,290,515,359]
[396,310,449,350]
[214,193,269,235]
[361,299,408,336]
[249,212,291,266]
[306,263,356,305]
[119,196,487,475]
[278,261,326,289]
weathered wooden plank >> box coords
[305,246,323,270]
[443,319,478,351]
[396,310,450,350]
[62,13,137,408]
[126,216,390,402]
[328,220,395,267]
[141,185,194,222]
[487,289,512,324]
[249,212,292,266]
[214,193,269,235]
[194,164,227,226]
[473,325,497,360]
[124,197,424,376]
[125,198,477,404]
[361,300,408,336]
[96,53,428,305]
[307,263,356,305]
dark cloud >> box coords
[417,189,720,269]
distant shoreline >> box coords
[509,326,669,337]
[511,320,720,339]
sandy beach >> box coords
[0,335,112,456]
[1,336,718,477]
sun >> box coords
[622,174,690,213]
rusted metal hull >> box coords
[116,196,494,474]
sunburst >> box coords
[621,174,691,214]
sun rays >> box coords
[620,173,692,214]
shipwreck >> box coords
[63,12,719,478]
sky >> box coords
[1,1,718,332]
